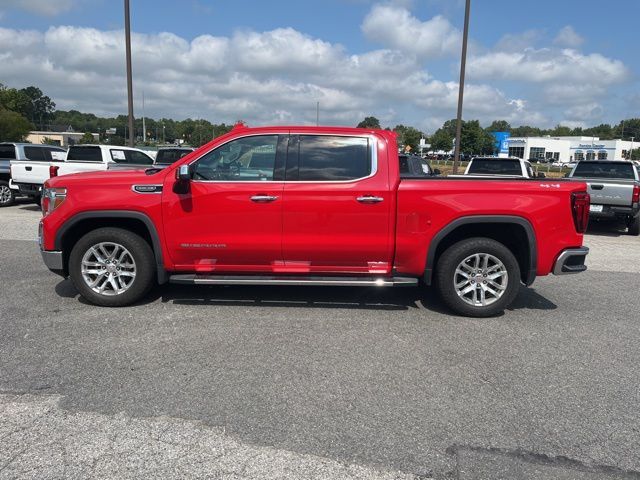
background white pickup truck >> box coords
[10,144,154,204]
[461,156,544,179]
[1,143,67,207]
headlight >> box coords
[42,187,67,216]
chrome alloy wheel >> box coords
[0,185,12,204]
[454,253,508,307]
[81,242,137,296]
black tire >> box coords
[628,216,640,236]
[33,195,41,207]
[0,180,16,207]
[434,237,521,318]
[69,227,156,307]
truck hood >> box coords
[47,167,165,188]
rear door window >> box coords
[295,135,370,181]
[0,145,16,159]
[468,159,522,175]
[67,146,102,162]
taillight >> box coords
[633,185,639,204]
[49,165,59,178]
[571,191,590,233]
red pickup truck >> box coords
[39,124,590,317]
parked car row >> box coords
[0,143,195,207]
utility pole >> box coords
[142,90,146,144]
[124,0,135,147]
[452,0,471,174]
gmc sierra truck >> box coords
[566,160,640,235]
[39,125,590,317]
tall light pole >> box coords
[316,101,320,126]
[452,0,471,174]
[630,136,635,160]
[124,0,135,147]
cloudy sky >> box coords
[0,0,637,132]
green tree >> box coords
[356,116,381,129]
[486,120,511,132]
[20,86,55,128]
[429,128,454,152]
[615,119,640,140]
[511,125,543,137]
[460,120,495,155]
[0,109,33,141]
[393,124,424,152]
[630,148,640,160]
[549,124,573,136]
[80,132,95,143]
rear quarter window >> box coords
[67,146,102,162]
[468,159,521,175]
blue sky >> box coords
[0,0,637,132]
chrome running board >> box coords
[169,275,418,287]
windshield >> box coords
[572,162,636,179]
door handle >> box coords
[590,184,604,190]
[25,166,32,171]
[250,195,279,203]
[356,195,384,204]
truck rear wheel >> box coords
[0,180,15,207]
[69,227,156,307]
[628,216,640,236]
[434,237,521,318]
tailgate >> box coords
[586,180,635,207]
[9,160,51,185]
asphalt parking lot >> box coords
[1,201,640,479]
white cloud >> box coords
[468,48,628,86]
[0,0,76,16]
[554,25,584,48]
[0,23,537,132]
[361,3,460,59]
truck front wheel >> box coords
[69,227,156,307]
[434,237,521,318]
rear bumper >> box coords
[552,247,589,275]
[15,182,42,196]
[589,205,639,220]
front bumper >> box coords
[41,249,64,271]
[553,247,589,275]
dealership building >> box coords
[502,136,637,163]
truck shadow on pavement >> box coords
[586,220,628,237]
[55,279,557,315]
[56,279,557,314]
[159,283,557,315]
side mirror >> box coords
[176,164,191,181]
[433,168,442,175]
[537,172,546,179]
[174,164,191,194]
